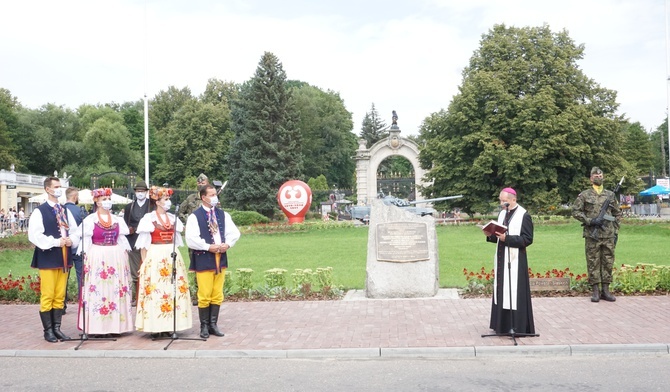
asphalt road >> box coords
[2,355,669,391]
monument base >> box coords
[365,200,439,299]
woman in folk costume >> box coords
[485,187,535,335]
[77,188,134,335]
[135,186,192,338]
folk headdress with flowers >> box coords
[92,188,113,200]
[149,186,173,201]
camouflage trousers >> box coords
[584,237,616,285]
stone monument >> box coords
[365,199,439,298]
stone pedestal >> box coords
[365,200,439,298]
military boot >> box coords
[51,308,71,341]
[208,304,225,337]
[591,284,600,303]
[198,307,210,339]
[600,284,616,302]
[39,311,58,343]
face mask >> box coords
[162,200,172,211]
[51,188,63,198]
[209,196,219,207]
[592,177,603,186]
[101,200,113,211]
[135,192,147,201]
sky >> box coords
[1,0,668,136]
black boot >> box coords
[198,307,210,339]
[591,284,600,303]
[208,304,225,337]
[601,284,616,302]
[39,311,58,343]
[51,308,71,341]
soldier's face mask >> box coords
[591,174,603,186]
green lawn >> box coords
[2,221,669,289]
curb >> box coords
[2,344,669,359]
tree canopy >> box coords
[291,83,356,189]
[419,24,640,214]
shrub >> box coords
[229,210,270,226]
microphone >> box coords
[503,202,510,208]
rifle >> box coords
[589,176,624,240]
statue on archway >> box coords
[391,110,398,128]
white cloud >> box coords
[0,0,667,136]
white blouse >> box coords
[134,211,184,250]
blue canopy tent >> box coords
[639,185,670,196]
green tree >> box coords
[621,121,654,176]
[359,103,387,148]
[200,78,239,106]
[291,83,356,188]
[419,24,638,214]
[0,88,19,169]
[225,52,303,217]
[14,104,82,175]
[155,100,232,185]
[307,174,329,191]
[650,119,668,178]
[148,86,195,179]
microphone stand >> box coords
[481,204,539,346]
[153,205,206,350]
[75,218,116,350]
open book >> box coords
[481,220,507,236]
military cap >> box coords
[197,173,208,183]
[590,167,603,175]
[134,180,148,191]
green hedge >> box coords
[229,210,271,226]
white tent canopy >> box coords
[28,189,131,205]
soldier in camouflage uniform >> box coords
[572,167,621,303]
[179,173,209,222]
[179,173,209,305]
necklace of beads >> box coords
[156,211,172,230]
[97,209,113,229]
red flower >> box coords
[100,306,110,315]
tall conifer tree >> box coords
[225,52,302,217]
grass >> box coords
[1,221,669,290]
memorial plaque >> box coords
[375,222,429,262]
[529,277,571,292]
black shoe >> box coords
[39,311,58,343]
[591,284,600,303]
[51,308,71,341]
[208,304,225,337]
[198,307,210,339]
[150,333,160,339]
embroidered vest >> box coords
[30,202,72,270]
[189,206,228,272]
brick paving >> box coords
[1,294,669,352]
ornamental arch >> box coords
[355,127,429,206]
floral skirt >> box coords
[135,244,193,332]
[78,244,134,334]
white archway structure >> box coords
[355,127,428,206]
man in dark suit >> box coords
[63,187,85,312]
[123,180,150,306]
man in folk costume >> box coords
[185,184,240,338]
[123,180,151,306]
[28,177,80,342]
[485,187,535,335]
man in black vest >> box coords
[63,187,85,313]
[28,177,80,342]
[185,184,240,338]
[123,180,150,306]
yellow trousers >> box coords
[39,268,68,312]
[196,269,226,308]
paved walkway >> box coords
[1,291,669,358]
